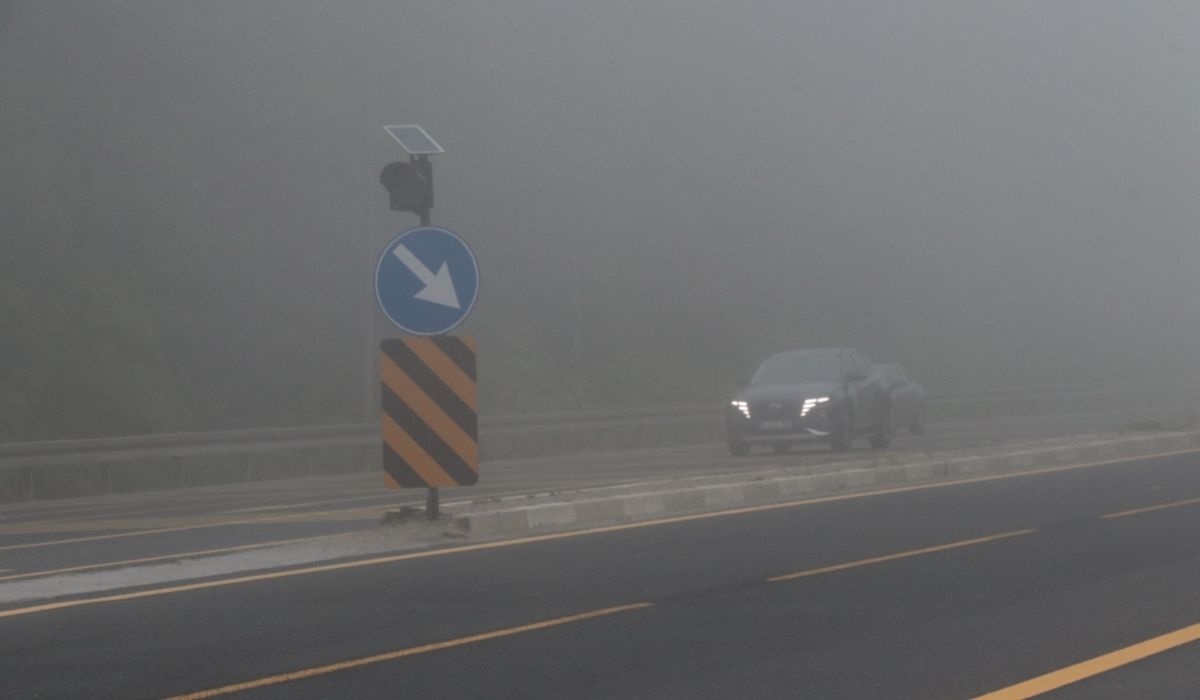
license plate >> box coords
[759,420,792,431]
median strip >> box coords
[0,491,1035,618]
[450,434,1200,537]
[1,441,1197,618]
[165,602,653,699]
[0,534,356,583]
[0,504,382,552]
[0,478,1081,618]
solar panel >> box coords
[383,125,445,155]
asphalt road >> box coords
[3,445,1200,697]
[0,410,1176,586]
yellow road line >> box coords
[974,621,1200,699]
[5,500,390,537]
[0,503,160,526]
[166,602,652,699]
[1,447,1197,621]
[768,529,1037,582]
[0,504,381,552]
[211,491,405,515]
[218,498,390,515]
[0,486,391,530]
[0,490,334,526]
[1102,495,1200,520]
[0,533,356,583]
[2,494,319,527]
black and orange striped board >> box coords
[380,336,478,489]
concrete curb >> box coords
[449,431,1200,537]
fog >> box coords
[2,1,1198,440]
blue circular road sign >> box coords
[375,226,479,335]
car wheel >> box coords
[830,409,853,451]
[869,405,894,449]
[772,442,790,455]
[728,440,750,457]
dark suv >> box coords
[726,348,894,455]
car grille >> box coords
[749,401,798,419]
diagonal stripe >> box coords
[381,357,478,470]
[381,413,456,487]
[381,387,477,485]
[381,341,477,438]
[382,443,426,489]
[404,338,476,410]
[429,335,477,381]
[383,443,443,489]
[382,472,402,491]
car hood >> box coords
[737,382,842,402]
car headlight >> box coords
[730,400,751,419]
[800,396,830,417]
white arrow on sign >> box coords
[391,243,461,309]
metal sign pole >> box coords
[378,127,477,524]
[416,154,432,227]
[426,486,440,520]
[420,154,434,518]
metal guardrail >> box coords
[2,382,1197,468]
[0,409,721,470]
[0,424,375,470]
[2,382,1198,501]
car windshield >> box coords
[751,353,841,385]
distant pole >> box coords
[572,254,584,408]
[364,239,377,421]
[359,8,377,426]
